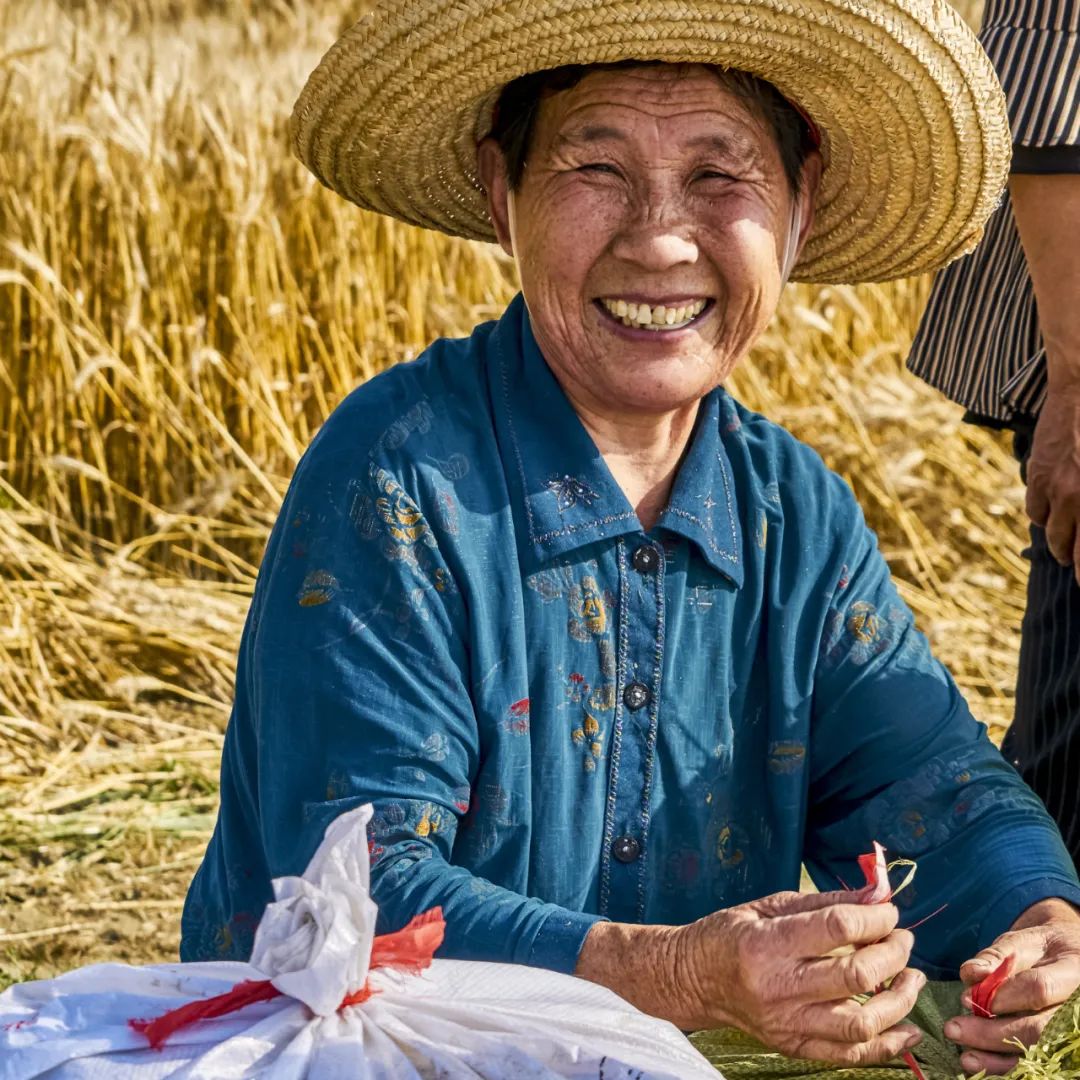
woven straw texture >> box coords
[290,0,1010,284]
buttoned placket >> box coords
[599,536,666,921]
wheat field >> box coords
[0,0,1021,988]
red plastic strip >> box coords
[903,903,948,933]
[856,841,892,904]
[130,907,446,1049]
[130,978,282,1050]
[340,906,447,1009]
[903,1050,927,1080]
[854,844,923,1080]
[971,955,1014,1019]
[369,906,446,974]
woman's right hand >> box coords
[672,890,926,1064]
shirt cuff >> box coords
[1012,144,1080,174]
[978,878,1080,950]
[525,907,608,974]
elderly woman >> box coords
[183,0,1080,1074]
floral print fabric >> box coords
[182,295,1080,977]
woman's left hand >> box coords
[944,898,1080,1076]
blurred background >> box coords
[0,0,1017,987]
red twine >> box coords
[130,907,445,1050]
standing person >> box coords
[908,0,1080,870]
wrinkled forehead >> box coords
[543,63,766,125]
[534,64,778,158]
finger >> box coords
[776,901,901,959]
[779,1024,922,1067]
[1044,506,1077,567]
[797,933,917,1000]
[991,959,1080,1015]
[1027,483,1050,528]
[960,1049,1020,1077]
[945,1008,1052,1053]
[805,968,927,1042]
[751,889,861,918]
[960,930,1045,985]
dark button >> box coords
[612,835,641,863]
[623,682,650,711]
[631,545,659,573]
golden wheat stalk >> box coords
[0,0,1011,982]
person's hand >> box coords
[672,890,926,1064]
[945,898,1080,1076]
[1026,383,1080,586]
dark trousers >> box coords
[1002,423,1080,872]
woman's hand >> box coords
[576,890,925,1065]
[1009,173,1080,585]
[945,898,1080,1076]
[1026,385,1080,584]
[674,890,925,1064]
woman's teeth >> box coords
[600,298,708,330]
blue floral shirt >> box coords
[182,294,1080,977]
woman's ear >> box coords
[476,137,515,258]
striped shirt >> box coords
[907,0,1080,423]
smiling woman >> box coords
[180,0,1080,1076]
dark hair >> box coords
[488,61,816,196]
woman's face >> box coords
[478,64,820,420]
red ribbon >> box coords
[131,907,445,1050]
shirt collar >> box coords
[489,294,744,586]
[657,392,744,587]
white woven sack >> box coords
[0,805,721,1080]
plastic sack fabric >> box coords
[0,805,719,1080]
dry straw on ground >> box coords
[0,0,1018,987]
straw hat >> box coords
[290,0,1009,284]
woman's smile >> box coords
[594,296,715,339]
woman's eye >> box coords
[696,170,735,182]
[578,163,618,175]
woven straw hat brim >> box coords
[290,0,1010,285]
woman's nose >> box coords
[610,216,700,272]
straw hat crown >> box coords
[290,0,1010,284]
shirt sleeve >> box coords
[247,438,602,975]
[979,0,1080,166]
[804,479,1080,978]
